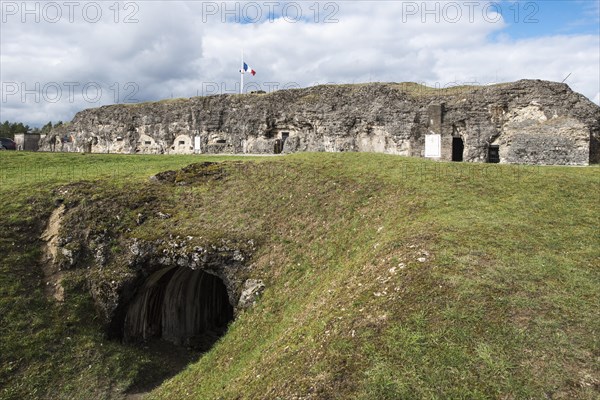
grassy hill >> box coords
[0,152,598,399]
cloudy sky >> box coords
[1,0,599,126]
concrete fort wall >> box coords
[40,80,600,165]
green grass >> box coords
[0,151,598,399]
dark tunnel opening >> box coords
[452,137,464,162]
[123,266,234,352]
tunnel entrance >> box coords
[452,137,464,162]
[123,266,233,351]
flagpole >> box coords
[240,49,244,95]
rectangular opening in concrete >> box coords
[452,137,464,162]
[279,132,290,153]
[488,145,500,163]
[274,139,283,154]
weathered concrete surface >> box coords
[14,133,44,151]
[41,80,600,165]
[238,279,266,309]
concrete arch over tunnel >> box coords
[123,266,234,351]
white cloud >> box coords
[1,0,598,126]
[432,34,600,88]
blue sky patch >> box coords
[491,1,597,39]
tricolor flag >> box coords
[243,62,256,76]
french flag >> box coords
[243,62,256,76]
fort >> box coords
[41,79,600,165]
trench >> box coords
[122,266,234,394]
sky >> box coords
[1,0,599,127]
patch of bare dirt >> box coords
[40,204,65,302]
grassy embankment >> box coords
[0,151,598,399]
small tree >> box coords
[41,122,53,135]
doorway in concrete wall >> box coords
[274,132,289,154]
[452,137,464,162]
[274,139,283,154]
[488,145,500,163]
[281,132,289,148]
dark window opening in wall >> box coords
[144,141,152,145]
[116,137,123,142]
[178,141,185,145]
[264,130,275,139]
[488,145,500,163]
[216,139,227,144]
[452,137,464,162]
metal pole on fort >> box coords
[240,49,244,94]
